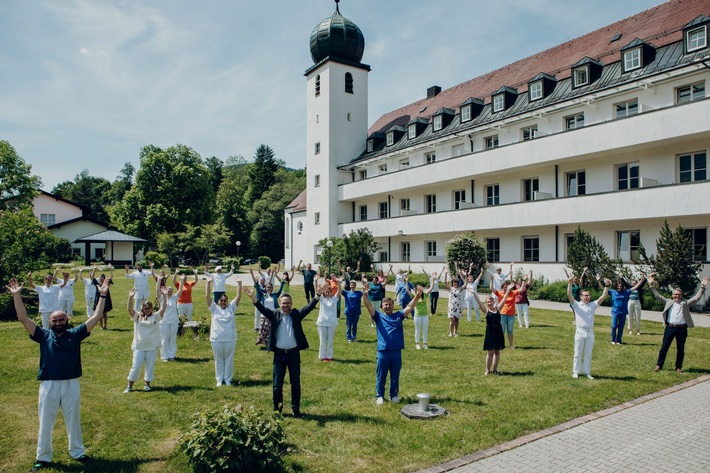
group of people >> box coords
[9,260,709,472]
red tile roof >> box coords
[369,0,709,134]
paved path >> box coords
[418,375,710,473]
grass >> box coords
[1,275,709,472]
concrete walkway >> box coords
[418,375,710,473]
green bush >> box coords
[258,256,271,270]
[179,403,286,473]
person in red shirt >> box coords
[173,269,198,321]
[491,277,519,349]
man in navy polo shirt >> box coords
[8,277,110,472]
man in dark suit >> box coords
[648,274,708,373]
[246,288,320,418]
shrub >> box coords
[179,403,286,473]
[258,256,272,270]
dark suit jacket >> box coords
[255,297,319,352]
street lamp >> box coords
[235,241,241,262]
[326,240,333,275]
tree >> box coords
[640,220,702,294]
[111,144,215,244]
[52,169,112,222]
[0,140,41,211]
[444,233,487,276]
[247,145,279,207]
[566,227,618,284]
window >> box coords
[523,236,540,262]
[573,67,589,88]
[400,198,410,212]
[461,105,471,122]
[379,251,388,262]
[314,212,320,225]
[39,214,56,226]
[379,164,388,173]
[408,124,416,139]
[617,230,640,262]
[427,241,437,257]
[623,48,641,72]
[426,152,436,164]
[679,152,707,182]
[522,178,539,202]
[425,194,437,213]
[315,142,321,155]
[453,189,466,209]
[492,94,504,112]
[379,202,389,219]
[315,74,320,96]
[617,162,639,190]
[345,72,353,94]
[676,82,705,104]
[565,113,584,130]
[359,205,368,221]
[529,81,543,101]
[433,115,443,131]
[359,169,367,180]
[685,228,708,261]
[399,159,409,169]
[485,184,499,206]
[367,140,374,152]
[452,144,465,157]
[485,135,499,149]
[522,125,538,141]
[487,238,500,262]
[314,174,320,187]
[386,132,394,146]
[401,242,410,263]
[566,170,586,196]
[615,99,638,118]
[687,25,707,52]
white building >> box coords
[285,0,710,292]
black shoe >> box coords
[30,461,49,472]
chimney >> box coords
[427,85,441,99]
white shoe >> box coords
[416,344,421,350]
[376,397,384,405]
[586,374,595,380]
[572,373,579,379]
[391,396,399,403]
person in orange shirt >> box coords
[173,269,198,321]
[491,276,519,349]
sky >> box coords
[0,0,665,191]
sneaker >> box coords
[416,344,421,350]
[572,373,579,379]
[123,386,132,393]
[585,374,595,380]
[391,396,400,403]
[423,344,428,349]
[376,397,384,405]
[143,385,151,392]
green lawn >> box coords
[1,275,709,472]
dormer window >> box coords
[367,139,374,152]
[315,74,321,97]
[345,72,353,94]
[623,47,641,72]
[433,115,443,131]
[407,124,416,139]
[492,94,505,113]
[461,105,471,122]
[386,132,394,146]
[687,25,708,52]
[529,81,543,101]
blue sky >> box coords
[0,0,663,190]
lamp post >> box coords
[235,241,241,263]
[326,240,333,276]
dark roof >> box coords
[367,0,709,136]
[73,230,147,243]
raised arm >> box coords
[7,279,35,334]
[85,279,109,332]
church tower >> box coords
[304,0,369,265]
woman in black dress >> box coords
[92,265,114,329]
[473,284,511,375]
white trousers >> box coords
[84,296,96,316]
[573,329,594,375]
[37,379,84,462]
[414,315,429,344]
[211,340,236,383]
[465,299,481,322]
[318,325,337,359]
[127,349,158,382]
[628,299,642,333]
[160,323,178,360]
[516,303,529,327]
[60,299,75,317]
[177,303,193,320]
